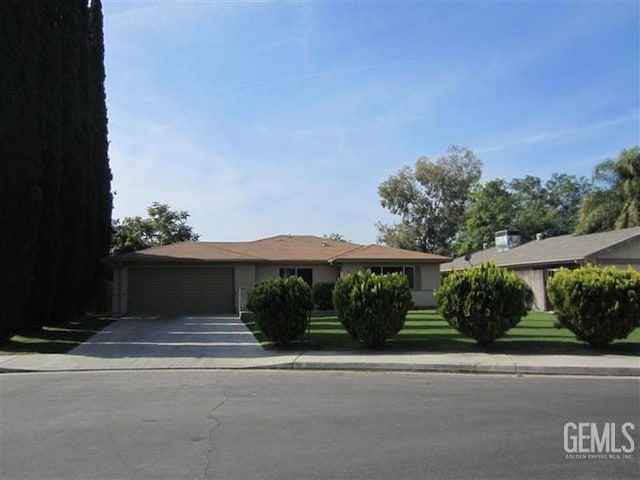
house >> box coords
[440,227,640,311]
[107,235,450,315]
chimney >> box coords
[495,230,522,252]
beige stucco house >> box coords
[108,235,449,315]
[441,227,640,311]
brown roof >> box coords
[333,244,448,262]
[441,226,640,272]
[109,235,450,264]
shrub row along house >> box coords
[107,235,449,315]
[441,226,640,311]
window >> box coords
[369,266,415,289]
[279,267,313,286]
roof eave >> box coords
[441,257,589,272]
[334,257,449,264]
[585,233,640,259]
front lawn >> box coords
[0,315,113,355]
[245,310,640,355]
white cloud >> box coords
[109,112,244,221]
[475,111,639,155]
[103,1,238,31]
[108,110,386,243]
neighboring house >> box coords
[107,235,449,315]
[441,227,640,311]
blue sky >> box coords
[103,0,639,244]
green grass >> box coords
[245,310,640,355]
[0,315,114,355]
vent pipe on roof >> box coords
[536,232,545,241]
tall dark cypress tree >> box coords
[0,1,44,337]
[52,0,87,324]
[87,0,113,312]
[24,1,64,330]
[76,0,94,313]
[2,0,111,336]
[52,0,111,322]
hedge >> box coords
[246,276,311,345]
[333,270,412,347]
[546,264,640,346]
[435,262,533,344]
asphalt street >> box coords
[1,370,638,480]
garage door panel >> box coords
[128,265,234,314]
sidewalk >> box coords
[1,315,638,376]
[1,349,638,376]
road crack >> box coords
[203,399,225,480]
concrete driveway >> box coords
[71,315,266,359]
[0,315,300,371]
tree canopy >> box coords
[111,202,200,254]
[453,173,591,255]
[576,146,640,234]
[377,145,482,255]
[452,179,516,255]
[376,142,597,256]
[324,233,349,242]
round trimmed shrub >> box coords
[435,262,533,344]
[312,282,335,310]
[333,270,412,348]
[546,265,640,347]
[246,276,311,345]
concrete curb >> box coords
[1,358,638,377]
[288,361,640,377]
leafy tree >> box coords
[452,179,515,255]
[377,145,482,255]
[509,175,556,239]
[545,173,592,234]
[376,222,421,251]
[324,233,349,242]
[510,174,590,240]
[111,202,200,254]
[453,173,591,255]
[111,217,154,254]
[577,146,640,233]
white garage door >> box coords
[127,265,234,314]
